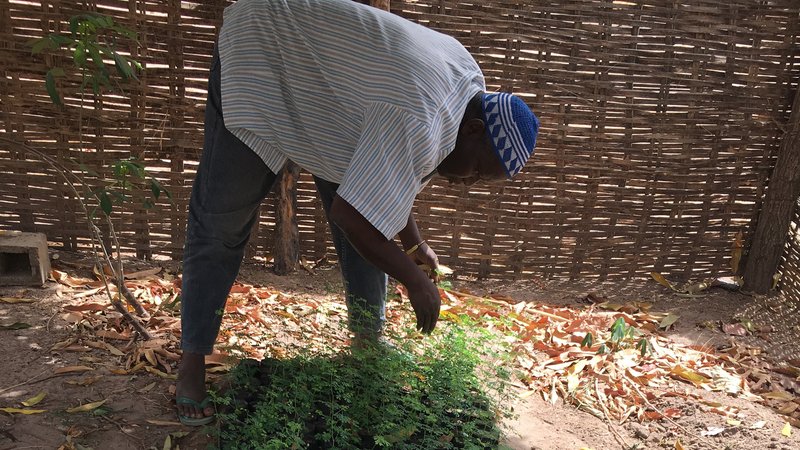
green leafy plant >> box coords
[582,317,653,357]
[31,13,141,104]
[7,12,171,338]
[213,324,513,449]
[94,158,171,216]
[30,13,167,217]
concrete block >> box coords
[0,231,50,286]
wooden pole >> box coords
[743,87,800,294]
[273,161,301,275]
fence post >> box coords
[273,161,301,275]
[743,87,800,293]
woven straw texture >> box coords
[1,0,799,283]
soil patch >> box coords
[0,254,798,450]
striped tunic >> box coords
[217,0,485,239]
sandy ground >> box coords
[1,254,799,450]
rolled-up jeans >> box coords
[180,48,387,355]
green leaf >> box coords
[73,43,87,68]
[30,38,53,54]
[113,53,133,80]
[580,332,593,348]
[610,317,627,343]
[636,338,651,357]
[49,34,73,46]
[597,344,607,355]
[98,190,113,216]
[69,16,81,36]
[88,44,104,68]
[45,69,62,106]
[150,179,161,199]
[50,67,66,77]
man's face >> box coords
[438,134,507,186]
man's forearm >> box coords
[329,196,428,289]
[397,212,423,251]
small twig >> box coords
[594,378,631,449]
[0,370,49,395]
[45,309,60,332]
[110,297,152,339]
[98,415,145,446]
[118,280,149,318]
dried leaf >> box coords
[722,323,748,336]
[95,329,131,340]
[650,272,676,291]
[761,391,794,401]
[701,426,725,436]
[54,366,94,375]
[144,349,158,367]
[66,375,103,387]
[0,407,46,415]
[124,267,162,279]
[0,297,35,304]
[146,419,182,426]
[750,420,767,429]
[674,439,686,450]
[145,366,177,380]
[138,382,156,393]
[781,422,792,437]
[65,399,106,413]
[670,365,710,387]
[64,303,107,312]
[21,391,47,406]
[659,313,680,330]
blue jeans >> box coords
[180,48,387,355]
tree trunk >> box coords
[743,87,800,294]
[273,161,301,275]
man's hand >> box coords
[406,276,441,333]
[329,195,442,333]
[409,242,440,283]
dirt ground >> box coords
[1,254,799,450]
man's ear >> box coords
[460,118,485,137]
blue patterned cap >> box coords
[481,93,539,178]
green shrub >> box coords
[213,324,511,449]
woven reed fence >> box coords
[1,0,799,281]
[780,199,800,303]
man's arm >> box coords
[329,195,440,333]
[398,212,440,279]
[398,212,423,251]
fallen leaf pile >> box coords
[6,262,796,437]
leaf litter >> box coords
[40,263,800,443]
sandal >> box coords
[177,396,215,426]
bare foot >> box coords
[176,352,214,419]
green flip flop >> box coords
[177,396,215,426]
